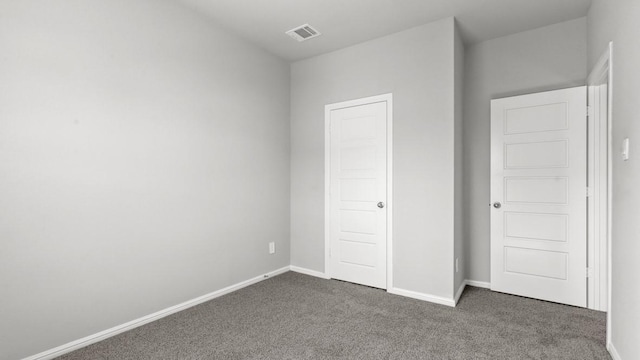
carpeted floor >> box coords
[57,271,610,360]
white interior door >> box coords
[327,98,388,289]
[490,87,587,307]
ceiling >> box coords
[178,0,592,62]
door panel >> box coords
[504,212,568,242]
[491,87,587,307]
[504,177,569,204]
[505,140,569,169]
[329,100,387,289]
[504,247,568,280]
[504,102,569,134]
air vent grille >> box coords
[286,24,321,42]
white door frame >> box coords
[587,41,613,338]
[324,93,393,289]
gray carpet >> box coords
[57,271,610,360]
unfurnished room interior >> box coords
[1,1,638,359]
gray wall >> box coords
[0,1,290,359]
[290,18,458,299]
[462,18,588,283]
[588,1,640,358]
[454,23,465,294]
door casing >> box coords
[587,42,613,344]
[324,93,393,289]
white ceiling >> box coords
[178,0,592,62]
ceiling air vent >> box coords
[285,24,321,42]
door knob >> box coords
[377,202,385,209]
[493,202,502,209]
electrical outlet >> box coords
[455,258,459,273]
[269,242,275,254]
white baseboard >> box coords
[388,287,456,307]
[454,282,466,305]
[290,267,459,308]
[608,342,622,360]
[289,265,330,279]
[22,266,290,360]
[392,280,489,308]
[464,279,490,289]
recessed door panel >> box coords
[504,177,568,204]
[340,210,376,235]
[504,247,568,280]
[504,102,568,134]
[505,140,569,169]
[340,178,376,202]
[340,146,376,170]
[504,212,568,242]
[341,116,376,141]
[339,240,376,268]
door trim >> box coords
[324,93,393,289]
[587,41,612,313]
[587,41,613,344]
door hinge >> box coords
[586,187,592,197]
[587,105,594,118]
[586,267,594,278]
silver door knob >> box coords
[377,202,385,209]
[493,202,502,209]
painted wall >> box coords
[0,1,290,359]
[454,23,465,295]
[588,1,640,358]
[462,18,588,283]
[290,18,458,299]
